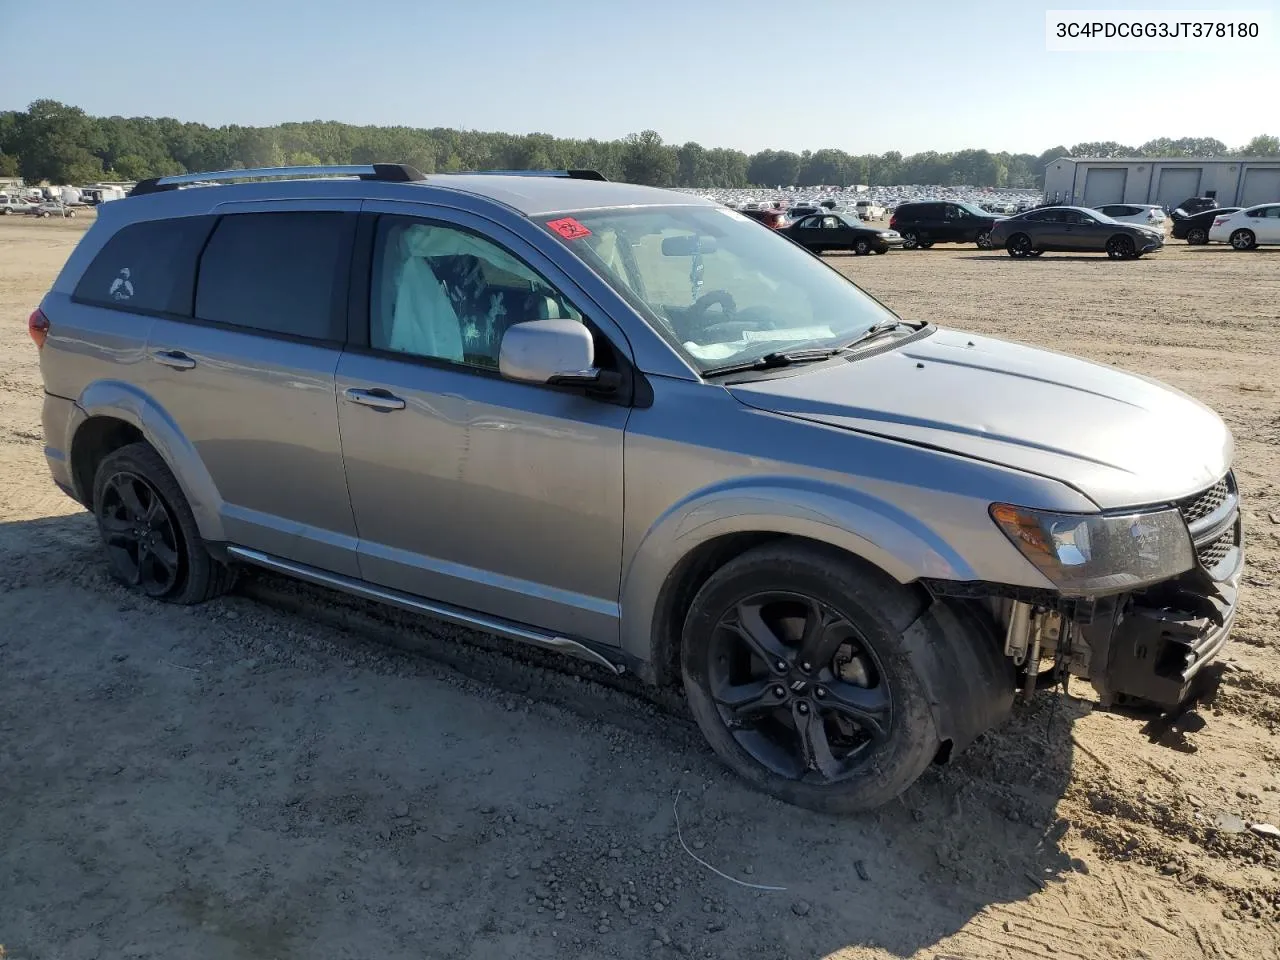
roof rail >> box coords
[128,163,427,197]
[459,169,609,182]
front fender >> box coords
[74,380,225,540]
[618,476,980,665]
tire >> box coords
[39,211,49,218]
[1028,250,1044,257]
[918,241,934,249]
[1,208,9,215]
[1230,229,1256,251]
[853,238,871,256]
[873,247,887,255]
[1106,235,1135,259]
[1186,227,1208,245]
[1006,233,1032,258]
[975,230,993,249]
[92,442,235,604]
[900,230,919,250]
[680,543,942,813]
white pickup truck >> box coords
[854,199,886,220]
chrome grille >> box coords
[1177,476,1230,526]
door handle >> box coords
[151,350,196,370]
[344,387,406,412]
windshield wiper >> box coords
[702,347,848,378]
[843,318,924,349]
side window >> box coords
[796,216,819,229]
[370,217,583,369]
[195,212,351,340]
[943,205,958,220]
[1266,207,1280,218]
[821,217,840,229]
[74,216,215,315]
[1245,208,1264,218]
[1065,210,1094,225]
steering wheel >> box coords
[688,290,737,320]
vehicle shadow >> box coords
[1,511,1085,960]
[957,254,1158,263]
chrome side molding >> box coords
[225,545,626,676]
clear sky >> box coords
[1,0,1275,155]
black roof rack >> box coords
[458,169,608,181]
[128,163,428,197]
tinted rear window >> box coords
[195,212,351,341]
[74,216,215,315]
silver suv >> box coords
[32,164,1242,812]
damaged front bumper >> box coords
[928,472,1245,711]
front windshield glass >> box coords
[544,206,898,370]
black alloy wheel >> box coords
[1106,235,1135,259]
[705,591,892,782]
[975,230,993,249]
[1186,227,1208,245]
[854,238,871,255]
[97,471,183,597]
[1006,233,1032,258]
[900,230,919,250]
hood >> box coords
[728,329,1232,509]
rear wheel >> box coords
[680,544,942,813]
[1106,235,1135,259]
[1186,227,1208,245]
[1006,233,1032,258]
[900,230,919,250]
[92,442,235,604]
[873,248,887,255]
[1028,250,1044,257]
[975,230,993,249]
[918,241,934,249]
[1230,229,1256,250]
[853,238,871,255]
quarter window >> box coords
[74,216,215,315]
[370,217,583,369]
[195,212,351,340]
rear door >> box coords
[145,205,361,577]
[1256,205,1280,243]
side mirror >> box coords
[499,319,600,387]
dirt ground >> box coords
[2,212,1278,960]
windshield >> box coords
[543,205,898,371]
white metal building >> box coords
[1043,157,1280,210]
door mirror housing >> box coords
[499,319,601,387]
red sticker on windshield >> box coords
[547,217,591,240]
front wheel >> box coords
[1186,227,1208,245]
[1230,229,1256,250]
[975,230,993,249]
[853,238,871,255]
[680,544,942,813]
[1106,235,1135,259]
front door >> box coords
[145,205,361,577]
[335,206,630,645]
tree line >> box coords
[1,100,1277,190]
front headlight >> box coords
[990,503,1194,595]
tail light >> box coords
[1213,216,1229,226]
[28,308,49,349]
[889,214,898,229]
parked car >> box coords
[887,201,1002,249]
[737,207,789,229]
[27,200,76,219]
[853,199,885,220]
[1208,204,1280,250]
[990,206,1164,259]
[1172,207,1241,244]
[32,164,1241,813]
[787,204,825,220]
[779,212,903,255]
[1173,196,1218,216]
[1093,204,1167,229]
[0,195,34,216]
